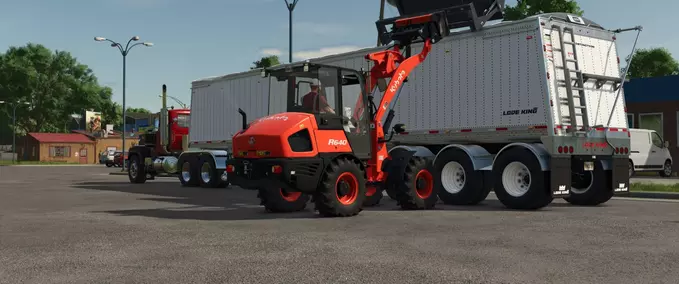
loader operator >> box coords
[302,79,335,114]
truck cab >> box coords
[629,128,673,177]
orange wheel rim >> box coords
[280,188,302,202]
[335,172,359,205]
[415,169,433,199]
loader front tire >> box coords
[314,157,366,217]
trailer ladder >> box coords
[550,24,589,134]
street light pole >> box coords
[0,100,31,163]
[284,0,299,63]
[94,36,153,171]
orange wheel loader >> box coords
[226,9,452,217]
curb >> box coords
[626,191,679,200]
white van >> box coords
[629,129,673,177]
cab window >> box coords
[651,132,663,148]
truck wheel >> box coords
[363,186,383,207]
[313,157,366,217]
[435,148,489,205]
[493,147,552,210]
[257,187,309,213]
[564,161,614,206]
[659,160,672,177]
[198,156,227,188]
[390,156,438,210]
[178,156,199,187]
[128,155,147,184]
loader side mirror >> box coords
[377,78,388,92]
[393,123,406,134]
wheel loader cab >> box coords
[225,63,372,194]
[271,63,372,160]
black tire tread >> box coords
[388,156,438,210]
[435,148,489,205]
[128,155,147,184]
[313,157,366,217]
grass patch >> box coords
[0,160,80,166]
[631,182,679,193]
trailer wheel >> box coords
[390,156,438,210]
[313,157,366,217]
[198,156,227,188]
[564,161,613,206]
[128,155,147,184]
[177,156,199,187]
[493,147,552,210]
[257,187,309,213]
[363,186,383,207]
[434,148,489,205]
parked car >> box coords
[629,128,673,177]
[101,150,116,167]
[113,151,128,168]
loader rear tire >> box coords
[257,187,309,213]
[389,156,438,210]
[314,157,366,217]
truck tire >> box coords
[128,155,147,184]
[492,147,552,210]
[363,186,383,207]
[178,155,199,187]
[313,157,367,217]
[434,148,489,205]
[564,161,614,206]
[198,156,227,188]
[257,187,309,213]
[389,156,438,210]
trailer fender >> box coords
[388,145,435,158]
[191,150,229,170]
[433,144,492,171]
[491,143,550,171]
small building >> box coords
[18,133,95,164]
[624,74,679,173]
[71,130,140,163]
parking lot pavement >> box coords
[2,166,679,284]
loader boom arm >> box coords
[363,12,448,183]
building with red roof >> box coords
[16,131,140,164]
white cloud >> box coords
[260,48,283,56]
[292,46,364,60]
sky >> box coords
[0,0,677,112]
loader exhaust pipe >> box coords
[238,108,248,130]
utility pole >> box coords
[94,36,153,171]
[377,0,386,46]
[285,0,299,63]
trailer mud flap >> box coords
[611,158,630,194]
[550,157,571,197]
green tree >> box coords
[504,0,584,21]
[0,43,112,135]
[251,55,281,69]
[626,48,679,79]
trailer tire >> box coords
[363,186,383,207]
[128,155,147,184]
[435,148,489,205]
[178,155,199,187]
[493,147,552,210]
[564,161,614,206]
[313,157,366,217]
[257,187,309,213]
[389,156,438,210]
[198,156,227,188]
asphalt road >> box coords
[1,166,679,284]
